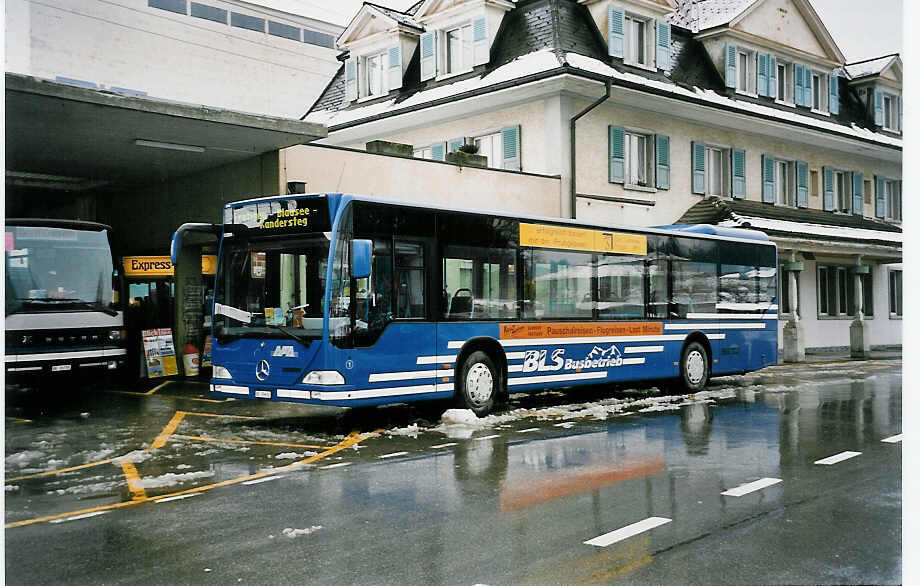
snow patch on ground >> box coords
[274,451,319,460]
[176,464,192,470]
[5,450,45,468]
[140,470,214,488]
[282,526,322,538]
[112,450,153,466]
[48,481,121,496]
[387,423,420,438]
[6,485,20,492]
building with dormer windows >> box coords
[293,0,902,360]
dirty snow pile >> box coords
[282,526,322,538]
[140,470,214,489]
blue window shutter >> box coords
[447,137,463,153]
[420,31,436,81]
[609,126,625,184]
[655,134,669,189]
[345,57,358,101]
[803,66,812,107]
[874,88,884,125]
[853,171,864,215]
[388,45,403,91]
[762,155,775,203]
[431,142,446,162]
[796,161,808,207]
[875,175,885,218]
[725,44,737,88]
[608,5,624,58]
[473,16,489,65]
[757,53,768,95]
[691,141,706,195]
[828,74,839,115]
[822,166,834,211]
[501,125,521,171]
[731,148,746,198]
[768,54,777,98]
[656,21,670,70]
[794,64,804,105]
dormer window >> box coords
[736,50,750,93]
[446,24,473,74]
[625,15,647,66]
[365,52,388,97]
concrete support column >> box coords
[783,253,806,363]
[850,259,871,359]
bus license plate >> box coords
[52,364,72,372]
[255,390,271,399]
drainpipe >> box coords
[570,78,611,219]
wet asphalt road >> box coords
[4,360,902,585]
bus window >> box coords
[442,246,517,320]
[524,249,593,319]
[395,240,425,318]
[354,239,393,347]
[597,255,645,319]
[719,264,759,309]
[672,260,717,317]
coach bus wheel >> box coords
[679,341,710,392]
[458,351,498,417]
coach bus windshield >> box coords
[5,225,116,316]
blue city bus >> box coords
[174,193,777,416]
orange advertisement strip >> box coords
[500,322,663,340]
[519,223,647,255]
[122,255,217,277]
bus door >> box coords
[348,235,439,396]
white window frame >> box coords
[811,71,828,114]
[362,51,388,98]
[473,131,503,169]
[704,146,729,197]
[413,146,433,160]
[623,131,653,188]
[775,61,794,105]
[774,159,796,207]
[889,268,903,318]
[736,49,752,94]
[442,23,473,76]
[624,13,653,68]
[881,92,900,132]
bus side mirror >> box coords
[352,239,372,279]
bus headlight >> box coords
[302,371,345,385]
[213,365,232,379]
[108,329,121,342]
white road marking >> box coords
[242,475,285,485]
[881,434,902,443]
[814,451,862,465]
[517,428,540,433]
[476,435,501,441]
[155,493,202,503]
[49,511,111,523]
[721,477,782,497]
[584,517,672,547]
[320,462,351,470]
[430,443,457,449]
[378,452,409,459]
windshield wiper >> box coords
[274,325,311,345]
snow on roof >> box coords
[720,215,902,244]
[563,52,901,148]
[670,0,758,31]
[305,49,563,126]
[844,55,899,80]
[307,48,900,149]
[364,2,423,30]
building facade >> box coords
[5,0,344,118]
[303,0,902,358]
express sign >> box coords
[123,256,217,277]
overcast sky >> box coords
[264,0,903,64]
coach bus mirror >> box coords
[171,223,221,265]
[352,239,372,279]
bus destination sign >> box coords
[228,197,331,234]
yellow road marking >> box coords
[148,411,187,450]
[6,417,33,423]
[145,380,173,395]
[120,461,147,501]
[5,430,378,529]
[6,458,119,482]
[171,434,328,450]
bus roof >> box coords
[225,193,775,246]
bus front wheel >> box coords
[458,351,498,417]
[679,341,710,392]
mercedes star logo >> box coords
[256,359,270,381]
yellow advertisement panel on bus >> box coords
[519,223,646,255]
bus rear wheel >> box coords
[458,351,498,417]
[679,341,710,392]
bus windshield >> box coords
[214,234,330,341]
[5,225,116,316]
